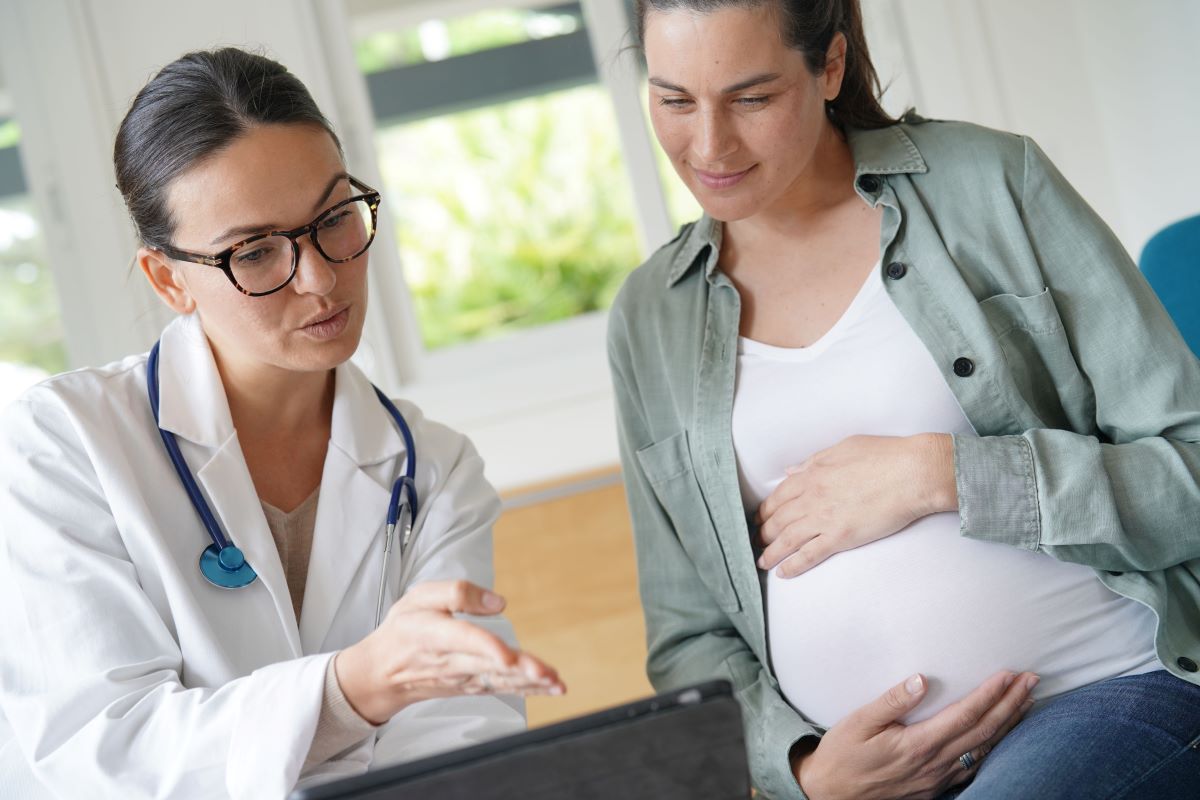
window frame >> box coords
[312,0,675,489]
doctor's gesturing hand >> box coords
[755,434,958,577]
[335,580,565,725]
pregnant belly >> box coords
[767,512,1158,729]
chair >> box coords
[1140,214,1200,358]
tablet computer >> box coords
[289,679,749,800]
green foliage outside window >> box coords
[357,5,700,351]
[0,121,20,149]
[0,196,67,375]
[376,84,643,350]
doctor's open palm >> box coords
[334,580,565,724]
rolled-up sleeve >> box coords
[954,136,1200,572]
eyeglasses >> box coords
[157,176,382,297]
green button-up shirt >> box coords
[606,117,1200,799]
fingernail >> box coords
[1025,675,1040,691]
[550,685,564,695]
[1021,699,1035,712]
[482,591,504,611]
[1003,673,1015,689]
[905,674,924,695]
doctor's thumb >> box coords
[399,579,507,616]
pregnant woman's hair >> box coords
[632,0,895,130]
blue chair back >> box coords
[1140,214,1200,358]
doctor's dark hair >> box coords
[113,47,342,249]
[633,0,895,130]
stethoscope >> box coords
[147,341,419,627]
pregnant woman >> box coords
[608,1,1200,798]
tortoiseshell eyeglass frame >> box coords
[155,175,381,297]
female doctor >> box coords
[0,48,564,799]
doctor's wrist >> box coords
[333,644,394,726]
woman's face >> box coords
[643,5,845,222]
[147,123,368,376]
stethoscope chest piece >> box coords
[199,543,258,589]
[149,339,417,600]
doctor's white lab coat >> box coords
[0,314,525,799]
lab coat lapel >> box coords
[156,315,302,657]
[194,442,302,656]
[299,362,404,653]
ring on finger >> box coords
[958,750,977,771]
[479,672,493,693]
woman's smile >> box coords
[692,164,757,190]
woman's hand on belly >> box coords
[335,580,566,724]
[794,670,1038,800]
[756,434,956,577]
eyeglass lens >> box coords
[229,198,376,294]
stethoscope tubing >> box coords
[148,340,420,604]
[374,386,419,520]
[372,387,419,626]
[148,342,234,551]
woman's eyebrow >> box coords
[721,73,781,93]
[649,77,689,93]
[310,171,351,213]
[648,73,781,95]
[208,172,351,245]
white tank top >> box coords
[732,265,1160,728]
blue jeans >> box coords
[939,670,1200,799]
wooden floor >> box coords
[492,473,653,728]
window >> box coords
[350,1,648,351]
[326,0,683,488]
[0,117,67,406]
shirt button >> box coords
[857,174,881,194]
[953,357,975,377]
[886,261,907,280]
[1179,656,1199,673]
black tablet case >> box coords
[290,680,749,800]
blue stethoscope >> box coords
[147,341,419,627]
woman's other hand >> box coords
[334,580,565,724]
[794,670,1039,800]
[755,434,957,577]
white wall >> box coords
[865,0,1200,259]
[1067,0,1200,253]
[2,0,1198,492]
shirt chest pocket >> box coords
[978,288,1093,431]
[636,431,741,613]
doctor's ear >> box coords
[138,246,196,315]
